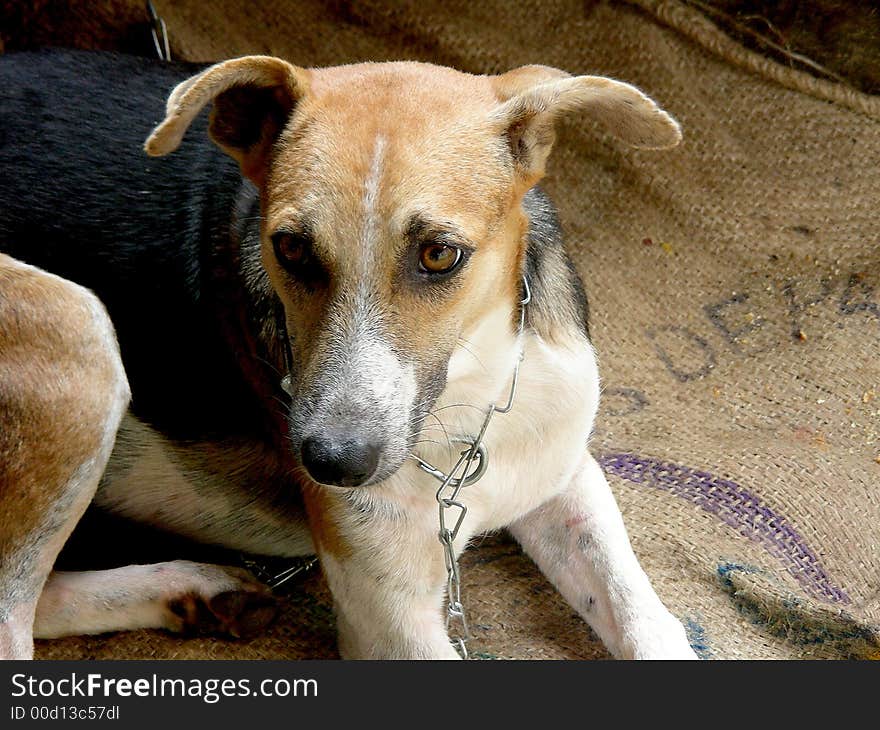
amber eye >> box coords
[272,231,309,269]
[419,242,462,275]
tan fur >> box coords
[0,254,129,658]
[300,482,354,561]
[0,254,126,557]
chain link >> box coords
[239,555,319,594]
[412,277,530,658]
[146,1,171,62]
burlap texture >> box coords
[3,0,878,660]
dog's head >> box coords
[146,56,679,487]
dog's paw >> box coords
[159,561,277,639]
[619,612,700,660]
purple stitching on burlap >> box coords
[599,453,850,604]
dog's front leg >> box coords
[303,486,460,659]
[509,453,697,659]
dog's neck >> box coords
[207,180,296,458]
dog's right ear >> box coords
[491,65,681,186]
[144,56,309,186]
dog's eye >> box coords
[272,231,309,269]
[419,243,462,275]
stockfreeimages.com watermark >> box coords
[11,672,317,705]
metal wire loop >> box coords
[407,276,529,659]
[147,1,171,62]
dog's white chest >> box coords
[382,328,600,537]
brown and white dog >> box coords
[0,50,696,659]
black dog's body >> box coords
[0,50,315,558]
[1,51,264,441]
[0,50,586,560]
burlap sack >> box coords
[2,0,877,660]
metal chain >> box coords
[239,554,319,595]
[146,1,171,62]
[411,277,531,658]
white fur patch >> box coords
[361,134,386,260]
[94,415,314,557]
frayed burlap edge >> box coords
[629,0,880,119]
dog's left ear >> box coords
[491,65,681,183]
[144,56,309,185]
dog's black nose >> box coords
[300,436,381,487]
